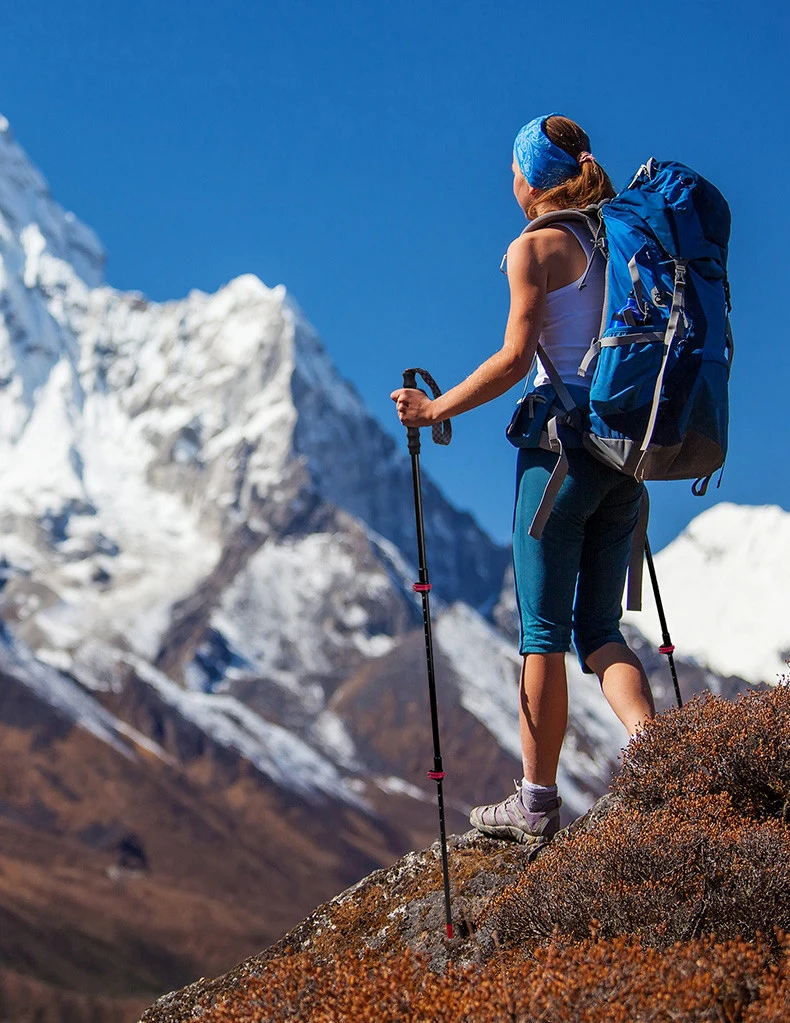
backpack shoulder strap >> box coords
[523,208,606,292]
[500,207,604,278]
[523,207,601,237]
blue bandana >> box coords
[513,113,579,190]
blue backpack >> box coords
[508,159,733,553]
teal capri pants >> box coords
[512,446,644,671]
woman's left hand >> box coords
[390,387,435,428]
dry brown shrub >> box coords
[193,936,790,1022]
[482,682,790,950]
[743,935,790,1022]
[486,796,790,948]
[616,682,790,819]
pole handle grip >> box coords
[400,367,452,449]
[402,369,421,455]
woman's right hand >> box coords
[390,387,435,428]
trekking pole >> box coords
[400,367,454,939]
[644,536,683,709]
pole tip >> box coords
[446,923,454,939]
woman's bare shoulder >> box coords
[515,223,584,264]
[506,226,564,271]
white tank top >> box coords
[532,221,604,391]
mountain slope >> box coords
[0,624,453,1023]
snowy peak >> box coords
[0,114,104,288]
[625,502,790,685]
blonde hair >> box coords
[525,115,616,220]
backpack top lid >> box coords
[602,159,731,275]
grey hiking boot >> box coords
[469,782,562,845]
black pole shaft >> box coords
[401,366,453,939]
[408,452,442,759]
[408,446,453,938]
[644,537,683,709]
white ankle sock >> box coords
[520,779,558,812]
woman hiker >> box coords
[391,114,655,846]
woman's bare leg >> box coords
[586,641,655,736]
[519,652,568,785]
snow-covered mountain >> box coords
[0,113,507,689]
[624,503,789,685]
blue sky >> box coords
[3,0,788,551]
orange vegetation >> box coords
[143,683,790,1021]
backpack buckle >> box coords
[562,408,584,432]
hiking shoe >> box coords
[469,783,561,845]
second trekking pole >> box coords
[400,366,453,939]
[644,536,683,709]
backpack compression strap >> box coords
[526,343,579,540]
[625,490,650,612]
[635,260,687,475]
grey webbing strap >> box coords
[575,214,606,291]
[597,229,610,339]
[627,255,647,318]
[528,416,569,540]
[626,490,650,612]
[578,339,602,377]
[638,261,687,461]
[580,332,664,377]
[524,392,548,417]
[536,343,577,414]
[628,159,656,189]
[576,245,599,291]
[600,333,664,346]
[527,344,578,539]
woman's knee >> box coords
[584,640,646,680]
